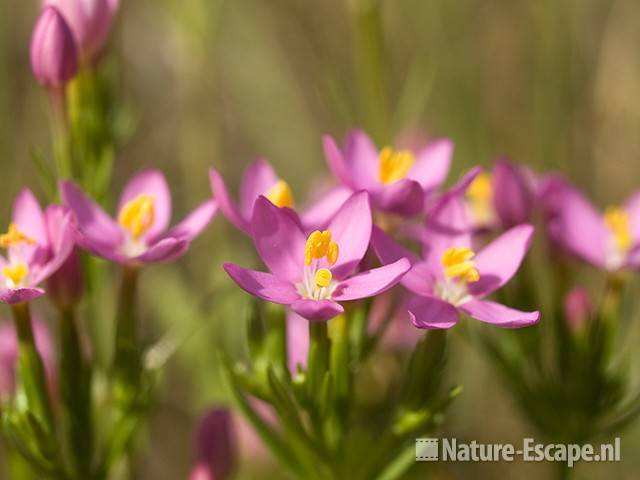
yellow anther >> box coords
[466,172,493,223]
[441,246,480,283]
[326,241,339,265]
[3,262,29,287]
[379,147,415,185]
[118,194,155,240]
[305,230,338,265]
[604,207,632,252]
[0,223,35,249]
[314,268,333,288]
[266,180,294,208]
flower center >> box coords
[435,247,480,306]
[465,172,494,225]
[118,194,155,240]
[379,147,415,185]
[2,262,29,288]
[265,180,294,208]
[441,246,480,283]
[604,206,632,253]
[0,223,35,248]
[297,230,339,300]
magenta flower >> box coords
[44,0,118,61]
[190,409,235,480]
[0,190,75,304]
[540,176,640,271]
[224,192,410,321]
[462,159,536,230]
[30,6,78,89]
[564,287,592,331]
[372,191,539,329]
[323,130,452,216]
[210,159,350,235]
[0,317,55,398]
[61,170,217,265]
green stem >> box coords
[58,306,93,478]
[48,86,72,181]
[307,321,330,397]
[10,303,55,433]
[113,265,141,400]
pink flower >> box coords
[564,287,592,331]
[372,190,539,329]
[540,175,640,271]
[0,190,75,304]
[44,0,118,61]
[30,6,78,88]
[190,409,235,480]
[224,192,410,322]
[60,170,217,265]
[323,130,452,217]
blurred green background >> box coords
[2,0,640,478]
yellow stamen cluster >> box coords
[441,246,480,283]
[266,180,295,208]
[604,207,632,252]
[3,262,29,287]
[305,230,339,266]
[0,223,35,249]
[118,194,155,240]
[465,173,493,223]
[379,147,415,185]
[314,268,333,288]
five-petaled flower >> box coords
[61,169,217,265]
[224,192,411,321]
[323,130,452,217]
[0,189,75,304]
[372,190,539,329]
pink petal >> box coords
[239,159,279,219]
[163,200,217,242]
[223,263,300,304]
[136,237,189,263]
[407,139,453,192]
[492,159,534,227]
[30,206,75,285]
[326,191,372,279]
[459,299,539,327]
[118,169,171,240]
[342,130,380,190]
[251,197,306,283]
[0,287,45,304]
[624,192,640,244]
[300,186,353,231]
[332,258,410,301]
[209,168,250,235]
[290,299,344,322]
[375,179,424,216]
[286,310,309,372]
[60,180,123,249]
[407,295,459,329]
[469,224,534,297]
[12,189,47,245]
[323,135,354,189]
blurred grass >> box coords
[2,0,640,478]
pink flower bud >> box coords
[30,6,78,88]
[44,0,118,61]
[564,287,593,331]
[190,409,235,480]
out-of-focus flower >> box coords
[190,409,235,480]
[210,159,350,235]
[286,310,309,373]
[463,159,535,230]
[323,130,452,217]
[44,0,118,61]
[224,192,410,322]
[540,176,640,271]
[30,6,78,89]
[0,190,75,304]
[61,170,217,265]
[564,287,593,331]
[0,317,55,398]
[372,191,539,329]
